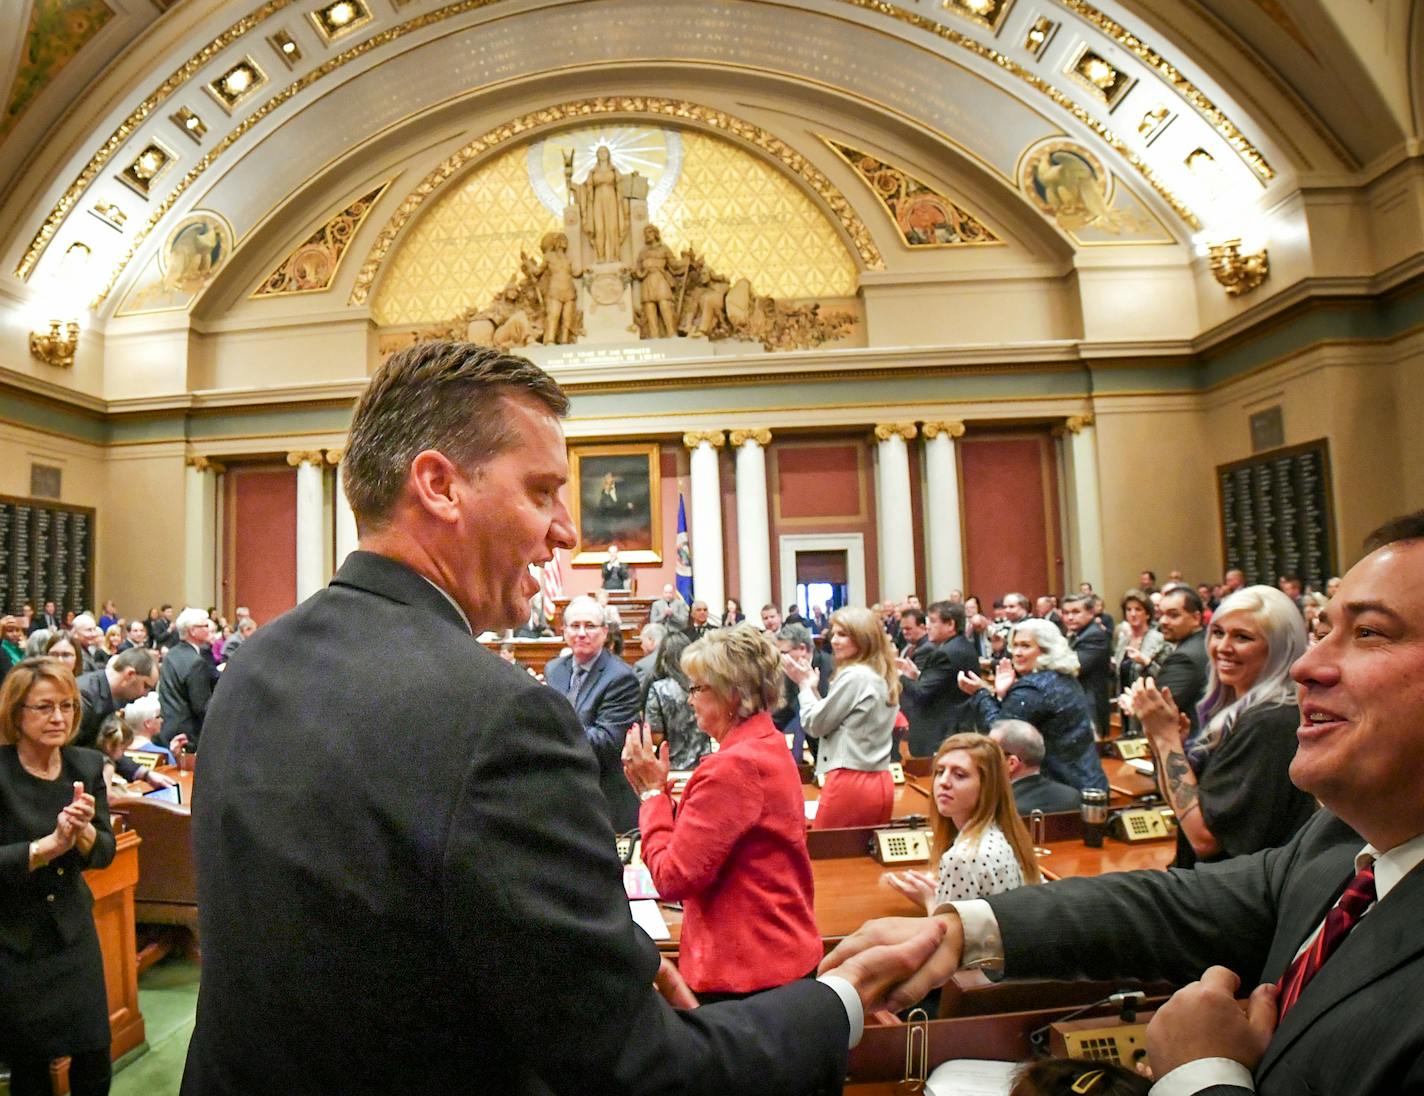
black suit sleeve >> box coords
[1074,629,1110,685]
[443,684,849,1094]
[1155,641,1206,719]
[900,646,952,708]
[585,669,640,755]
[184,651,215,719]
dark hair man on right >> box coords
[826,510,1424,1096]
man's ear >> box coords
[407,450,464,523]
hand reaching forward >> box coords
[894,656,920,682]
[820,912,964,1013]
[882,869,937,914]
[1147,966,1277,1079]
[993,659,1017,699]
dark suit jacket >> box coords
[76,669,141,780]
[987,811,1424,1095]
[1068,620,1112,736]
[1010,772,1081,814]
[0,746,115,955]
[181,551,849,1096]
[601,561,631,590]
[156,641,213,747]
[545,649,642,833]
[1155,628,1210,737]
[901,635,982,757]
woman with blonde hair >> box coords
[885,733,1039,913]
[786,606,901,829]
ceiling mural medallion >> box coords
[1018,138,1171,244]
[252,180,391,297]
[823,139,1000,248]
[528,125,683,219]
[116,209,235,316]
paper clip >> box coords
[903,1006,930,1090]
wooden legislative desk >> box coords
[52,829,146,1092]
[477,637,643,676]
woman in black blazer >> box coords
[0,657,116,1095]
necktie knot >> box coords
[1337,864,1376,917]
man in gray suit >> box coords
[544,595,642,832]
[826,511,1424,1095]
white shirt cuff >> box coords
[1150,1058,1255,1096]
[817,973,864,1048]
[947,899,1004,970]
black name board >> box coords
[1217,440,1335,590]
[0,494,96,616]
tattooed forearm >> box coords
[1161,749,1199,812]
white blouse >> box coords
[932,822,1025,912]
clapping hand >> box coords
[622,722,669,795]
[53,782,94,852]
[1130,678,1190,746]
[993,659,1017,698]
[882,869,938,914]
[781,651,815,686]
[957,670,988,696]
[894,656,920,681]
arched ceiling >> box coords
[0,0,1417,326]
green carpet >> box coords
[111,957,199,1096]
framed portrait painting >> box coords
[569,442,662,564]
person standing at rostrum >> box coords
[181,341,942,1096]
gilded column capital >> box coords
[286,449,326,467]
[683,430,727,450]
[1064,413,1096,435]
[186,455,226,474]
[873,422,918,443]
[325,448,344,465]
[921,420,966,440]
[728,428,773,448]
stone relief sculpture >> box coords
[530,230,585,344]
[631,225,685,339]
[567,145,646,265]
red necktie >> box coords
[1276,863,1376,1020]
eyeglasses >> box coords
[687,684,713,697]
[22,701,77,718]
[565,622,605,633]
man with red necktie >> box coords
[825,510,1424,1095]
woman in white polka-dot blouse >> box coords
[885,732,1040,913]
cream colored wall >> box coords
[1390,331,1424,511]
[98,444,188,615]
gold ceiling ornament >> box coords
[1207,239,1269,297]
[14,0,299,281]
[28,321,80,368]
[837,0,1200,229]
[285,449,326,466]
[1024,17,1057,59]
[1064,412,1095,433]
[351,98,881,308]
[253,180,390,297]
[309,0,373,42]
[1137,105,1171,141]
[267,28,303,67]
[204,57,268,114]
[89,201,126,232]
[170,106,207,144]
[117,139,177,199]
[921,420,966,439]
[1051,0,1276,183]
[824,139,1000,249]
[728,428,773,447]
[683,430,726,449]
[874,422,918,442]
[186,455,227,474]
[941,0,1013,33]
[1064,44,1135,110]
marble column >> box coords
[874,423,917,604]
[921,421,966,600]
[288,450,327,603]
[683,430,726,620]
[328,449,358,573]
[1062,413,1105,592]
[729,428,772,620]
[183,456,221,610]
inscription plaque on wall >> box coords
[0,494,96,616]
[1217,440,1335,590]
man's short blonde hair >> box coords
[681,625,782,720]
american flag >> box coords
[541,548,564,604]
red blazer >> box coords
[639,710,821,994]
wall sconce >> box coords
[1207,239,1269,297]
[29,321,80,368]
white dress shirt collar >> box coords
[419,576,473,635]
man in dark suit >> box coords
[544,594,641,832]
[182,342,939,1096]
[682,599,716,640]
[155,608,213,749]
[896,601,982,757]
[1062,593,1113,737]
[601,542,631,590]
[826,512,1424,1096]
[28,600,61,634]
[1152,586,1210,739]
[989,719,1081,814]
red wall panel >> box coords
[223,465,296,625]
[959,432,1061,602]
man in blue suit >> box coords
[545,594,641,831]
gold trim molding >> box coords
[286,449,326,465]
[325,448,344,464]
[683,430,726,449]
[1064,413,1095,434]
[728,428,773,447]
[1053,0,1275,183]
[349,98,884,306]
[186,455,226,473]
[921,420,965,439]
[874,422,918,441]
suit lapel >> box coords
[1257,858,1424,1080]
[576,651,608,714]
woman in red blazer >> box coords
[623,625,820,1003]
